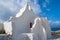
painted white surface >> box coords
[22,33,33,40]
[3,3,52,40]
[12,33,33,40]
[41,18,51,38]
[32,17,47,40]
[13,34,30,40]
[4,22,12,35]
[12,3,36,40]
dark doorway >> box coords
[30,22,32,28]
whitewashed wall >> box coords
[41,18,51,39]
[12,3,36,40]
[4,22,12,35]
[31,18,47,40]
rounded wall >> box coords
[32,18,47,40]
[41,18,51,38]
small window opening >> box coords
[30,22,32,28]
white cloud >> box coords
[42,0,51,12]
[32,3,42,14]
[0,0,41,21]
[43,0,50,8]
[34,0,37,4]
[46,9,50,11]
[0,0,18,12]
[52,21,60,25]
[43,2,46,8]
[49,20,60,24]
[45,0,49,3]
[49,20,60,28]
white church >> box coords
[1,3,52,40]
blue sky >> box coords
[37,0,60,28]
[0,0,60,28]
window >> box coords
[30,22,32,28]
